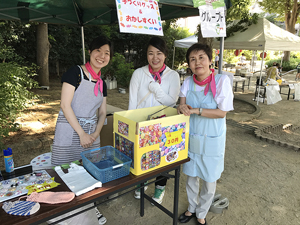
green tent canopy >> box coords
[0,0,199,25]
[0,0,202,63]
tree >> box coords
[259,0,300,61]
[36,23,50,87]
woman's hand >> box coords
[177,104,192,116]
[90,132,100,142]
[79,132,96,148]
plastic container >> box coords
[81,146,132,184]
[3,147,14,173]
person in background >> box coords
[264,62,281,83]
[296,62,300,81]
[239,53,246,65]
[214,53,219,69]
[186,68,193,76]
[177,43,233,225]
[51,36,111,225]
[128,36,180,204]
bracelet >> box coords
[199,108,203,116]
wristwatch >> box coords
[199,108,203,116]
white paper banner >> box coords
[115,0,163,36]
[198,5,226,38]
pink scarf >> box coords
[193,69,216,98]
[85,62,103,96]
[148,64,166,84]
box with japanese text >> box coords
[113,105,189,176]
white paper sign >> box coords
[115,0,163,36]
[198,5,226,37]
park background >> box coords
[0,1,300,224]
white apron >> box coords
[182,74,226,182]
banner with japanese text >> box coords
[193,0,225,9]
[115,0,163,36]
[196,0,226,38]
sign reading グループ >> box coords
[194,0,226,38]
[115,0,163,36]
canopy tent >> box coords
[0,0,200,63]
[174,18,300,51]
[173,17,300,105]
[211,18,300,51]
[0,0,200,26]
[174,35,198,48]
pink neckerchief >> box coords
[193,69,216,98]
[148,64,166,84]
[85,62,103,96]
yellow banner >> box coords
[165,129,183,147]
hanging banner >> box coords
[198,4,226,38]
[193,0,225,9]
[115,0,163,36]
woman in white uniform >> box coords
[177,43,234,225]
[128,36,180,204]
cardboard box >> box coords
[100,114,113,147]
[113,105,189,176]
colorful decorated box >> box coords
[113,105,189,176]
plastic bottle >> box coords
[3,147,14,173]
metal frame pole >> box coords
[257,50,265,105]
[172,46,176,69]
[218,37,224,74]
[81,26,86,64]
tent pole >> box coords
[218,37,224,74]
[257,50,265,106]
[172,46,175,69]
[81,26,86,64]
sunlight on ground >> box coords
[18,121,46,130]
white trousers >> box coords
[186,176,216,219]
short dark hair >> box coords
[89,36,112,58]
[186,43,212,65]
[147,36,168,57]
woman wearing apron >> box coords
[128,36,180,204]
[177,43,233,225]
[50,36,110,225]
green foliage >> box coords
[225,14,260,39]
[0,20,37,66]
[0,63,39,148]
[102,53,134,88]
[226,0,253,21]
[222,50,239,64]
[259,0,300,24]
[266,57,300,71]
[163,22,192,69]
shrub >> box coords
[102,53,135,88]
[266,58,300,72]
[0,62,39,148]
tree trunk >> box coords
[283,51,290,62]
[36,23,50,87]
[283,0,299,62]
